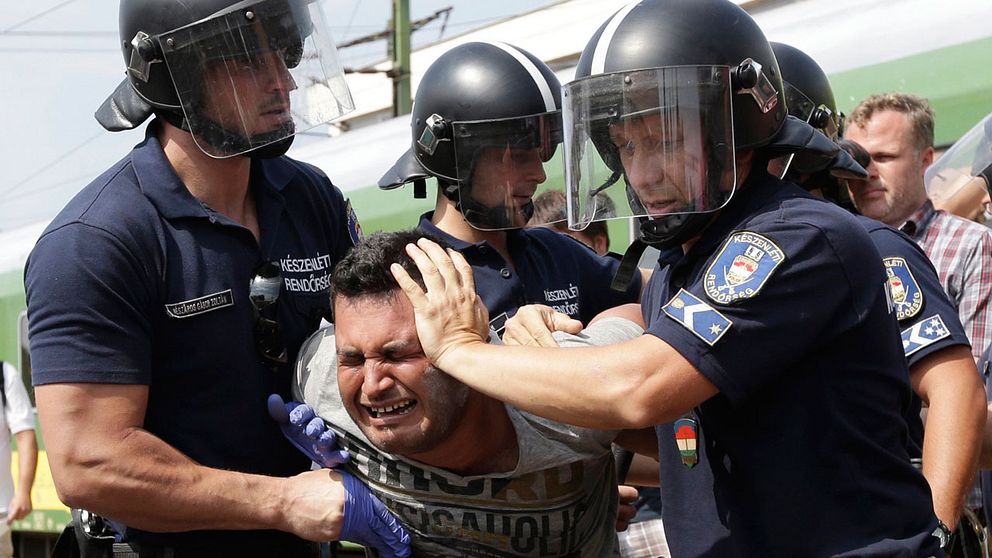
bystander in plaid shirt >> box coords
[903,199,992,512]
[902,200,992,362]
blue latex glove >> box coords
[267,394,350,467]
[340,470,412,558]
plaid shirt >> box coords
[902,200,992,361]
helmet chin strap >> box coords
[461,197,535,230]
[160,108,296,159]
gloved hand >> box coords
[339,470,412,558]
[267,394,350,467]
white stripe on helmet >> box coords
[591,2,640,76]
[482,41,557,113]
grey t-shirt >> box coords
[293,317,644,557]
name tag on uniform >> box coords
[663,289,732,346]
[165,289,234,319]
[902,314,950,357]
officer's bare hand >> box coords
[279,469,410,557]
[616,485,639,532]
[392,239,490,367]
[502,305,583,347]
[279,468,348,542]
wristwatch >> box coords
[932,520,955,552]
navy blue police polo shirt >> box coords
[25,123,357,549]
[652,216,964,558]
[417,213,640,328]
[642,172,939,557]
[862,215,971,456]
[979,344,992,514]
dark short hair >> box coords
[527,190,612,243]
[331,230,449,303]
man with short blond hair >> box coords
[845,92,992,362]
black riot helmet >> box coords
[770,42,842,140]
[769,42,865,210]
[95,0,354,159]
[563,0,789,249]
[378,41,565,231]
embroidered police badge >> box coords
[704,231,785,304]
[883,257,924,320]
[346,199,363,247]
[902,314,950,357]
[663,289,732,346]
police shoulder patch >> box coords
[663,289,732,346]
[902,314,950,357]
[883,256,924,321]
[703,231,785,304]
[345,199,363,247]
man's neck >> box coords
[159,122,258,234]
[405,394,518,476]
[432,194,512,263]
[886,194,930,229]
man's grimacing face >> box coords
[334,293,470,456]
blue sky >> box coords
[0,1,555,232]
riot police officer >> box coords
[378,41,644,333]
[26,0,407,556]
[391,1,943,556]
[771,42,985,554]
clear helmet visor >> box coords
[450,112,565,231]
[563,67,736,231]
[158,0,354,158]
[925,112,992,220]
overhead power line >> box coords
[0,131,104,200]
[337,6,452,49]
[2,0,81,33]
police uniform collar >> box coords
[255,156,298,193]
[685,171,788,259]
[133,121,297,221]
[416,211,528,253]
[132,122,213,221]
[417,212,474,250]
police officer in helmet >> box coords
[380,41,643,331]
[772,40,984,557]
[390,1,944,556]
[27,0,409,556]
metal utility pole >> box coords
[392,0,413,116]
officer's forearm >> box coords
[35,382,339,537]
[439,333,717,430]
[913,346,986,528]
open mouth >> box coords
[644,199,682,214]
[364,399,417,419]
